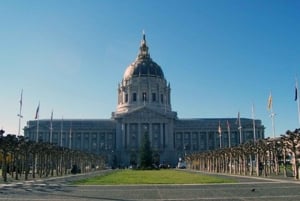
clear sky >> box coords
[0,0,299,138]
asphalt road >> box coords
[0,170,299,201]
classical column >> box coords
[189,132,192,151]
[80,133,83,150]
[138,77,141,106]
[128,86,131,103]
[121,123,125,148]
[88,132,92,152]
[126,124,129,149]
[206,132,209,151]
[149,123,152,144]
[160,123,164,149]
[138,123,141,148]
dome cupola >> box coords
[115,33,172,115]
[123,33,164,81]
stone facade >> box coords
[24,34,265,167]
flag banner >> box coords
[69,123,72,136]
[236,112,242,130]
[35,103,40,119]
[252,104,255,118]
[19,89,23,107]
[218,121,222,135]
[235,112,239,124]
[227,120,230,129]
[50,110,53,132]
[267,93,272,111]
[18,89,23,119]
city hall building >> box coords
[24,34,265,167]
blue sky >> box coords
[0,0,299,138]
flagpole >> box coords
[35,118,39,176]
[35,102,40,143]
[239,124,242,144]
[34,102,40,176]
[69,121,73,171]
[252,103,257,175]
[252,104,256,141]
[17,89,23,136]
[36,118,39,143]
[268,92,276,138]
[238,112,242,144]
[50,110,53,143]
[296,78,300,127]
[69,121,72,149]
[227,120,231,148]
[297,90,300,127]
[60,116,63,147]
[270,109,276,138]
[218,121,222,148]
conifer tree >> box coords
[140,131,153,169]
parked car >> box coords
[159,163,170,169]
[177,161,186,169]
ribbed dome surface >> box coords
[124,58,164,81]
[123,34,164,81]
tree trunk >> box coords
[283,150,287,177]
[292,152,298,179]
[256,153,260,176]
[2,152,8,182]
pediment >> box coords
[115,106,175,122]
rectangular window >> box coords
[152,93,156,102]
[125,93,128,102]
[133,93,137,101]
[160,94,164,103]
[175,132,183,150]
[100,133,105,140]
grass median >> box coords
[73,169,236,185]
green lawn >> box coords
[73,169,236,185]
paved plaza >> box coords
[0,171,299,201]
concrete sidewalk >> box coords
[187,169,300,184]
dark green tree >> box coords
[139,131,153,169]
